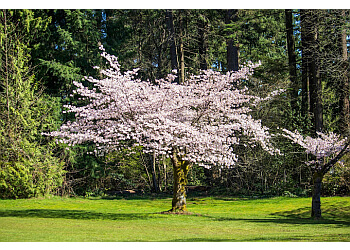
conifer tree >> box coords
[0,10,65,198]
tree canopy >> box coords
[1,9,350,214]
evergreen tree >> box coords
[32,9,103,95]
[0,10,65,198]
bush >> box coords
[323,162,350,196]
[0,149,65,199]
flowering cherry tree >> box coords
[47,46,282,212]
[281,129,350,219]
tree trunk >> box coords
[178,11,185,83]
[198,12,208,70]
[309,18,323,133]
[311,171,323,219]
[301,10,310,120]
[170,149,191,212]
[165,10,178,72]
[225,10,239,72]
[301,9,323,134]
[162,154,167,191]
[311,139,350,220]
[150,151,159,193]
[285,9,298,116]
[340,9,350,134]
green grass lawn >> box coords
[0,195,350,241]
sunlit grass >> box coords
[0,195,350,241]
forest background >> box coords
[1,8,350,199]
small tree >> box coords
[47,46,282,212]
[281,129,350,219]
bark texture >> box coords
[340,9,350,134]
[171,150,190,212]
[285,9,298,115]
[225,10,239,72]
[178,12,185,83]
[165,10,178,71]
[198,13,208,70]
[301,9,323,133]
[150,151,159,192]
[300,9,311,119]
[311,171,323,219]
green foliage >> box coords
[323,80,342,133]
[32,10,102,94]
[0,156,65,199]
[0,161,32,199]
[282,191,298,197]
[0,10,65,199]
[17,10,109,198]
[225,9,288,82]
[61,144,149,196]
[323,156,350,196]
[187,165,207,186]
[2,9,349,199]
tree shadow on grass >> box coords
[269,203,350,226]
[212,216,350,227]
[206,204,350,227]
[173,233,350,242]
[0,209,155,221]
[173,238,231,242]
[99,193,172,201]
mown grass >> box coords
[0,195,350,241]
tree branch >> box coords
[322,139,350,175]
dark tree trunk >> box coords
[311,140,350,220]
[309,59,323,133]
[150,152,159,193]
[311,171,323,219]
[285,9,298,116]
[165,10,178,72]
[225,10,239,72]
[170,149,190,212]
[156,38,164,80]
[301,9,323,134]
[198,12,208,70]
[309,21,323,133]
[340,9,350,134]
[178,11,185,83]
[300,9,311,120]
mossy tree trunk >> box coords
[311,171,323,220]
[170,149,191,212]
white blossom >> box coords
[281,128,348,166]
[44,48,282,168]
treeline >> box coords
[1,9,350,199]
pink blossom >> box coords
[281,128,348,165]
[45,46,281,168]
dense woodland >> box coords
[1,9,350,200]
